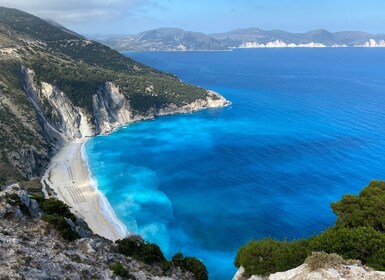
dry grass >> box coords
[305,252,346,271]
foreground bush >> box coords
[172,252,208,280]
[39,198,79,241]
[235,180,385,276]
[116,236,169,269]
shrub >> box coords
[234,238,310,276]
[42,214,79,241]
[172,252,208,280]
[331,180,385,231]
[39,198,76,220]
[110,262,127,277]
[116,236,169,269]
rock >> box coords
[29,199,40,217]
[19,190,30,207]
[237,263,385,280]
[14,208,23,219]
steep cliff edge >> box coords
[0,6,229,186]
[0,185,196,279]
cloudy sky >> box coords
[0,0,384,35]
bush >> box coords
[116,236,169,269]
[39,198,76,220]
[235,180,385,276]
[172,252,208,280]
[234,238,310,276]
[39,198,79,241]
[110,262,127,277]
[42,214,79,241]
[331,180,385,231]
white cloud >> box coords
[0,0,157,23]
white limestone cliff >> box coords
[233,264,385,280]
[21,67,229,146]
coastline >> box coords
[41,139,129,241]
[39,89,230,242]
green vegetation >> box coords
[116,236,170,270]
[116,236,209,279]
[235,180,385,277]
[110,262,127,277]
[39,198,79,241]
[172,252,208,280]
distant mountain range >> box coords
[93,27,385,51]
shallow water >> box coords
[86,49,385,279]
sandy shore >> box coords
[41,139,128,241]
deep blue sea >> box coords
[86,49,385,279]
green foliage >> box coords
[110,262,127,277]
[235,180,385,276]
[172,253,208,280]
[39,198,76,220]
[331,180,385,231]
[42,214,79,241]
[234,239,310,276]
[39,198,79,241]
[116,236,169,269]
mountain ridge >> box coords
[93,27,385,51]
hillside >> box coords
[0,184,206,279]
[211,28,385,47]
[97,28,226,51]
[0,7,228,186]
[96,27,385,51]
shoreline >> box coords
[40,90,230,242]
[41,139,129,241]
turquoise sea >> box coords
[86,49,385,279]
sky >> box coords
[0,0,384,35]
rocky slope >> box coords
[0,7,229,186]
[0,185,195,279]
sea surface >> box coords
[86,49,385,279]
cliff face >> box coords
[21,66,229,147]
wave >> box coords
[80,141,129,239]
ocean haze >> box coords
[85,48,385,279]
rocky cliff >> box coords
[0,185,195,279]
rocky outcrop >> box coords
[0,186,194,280]
[92,82,133,134]
[8,148,43,179]
[157,90,230,116]
[233,264,385,280]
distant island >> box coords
[91,27,385,51]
